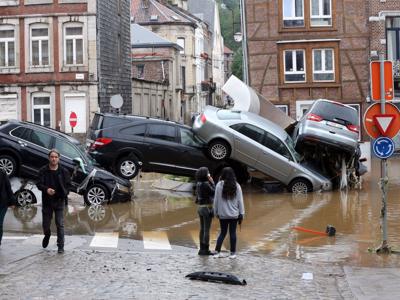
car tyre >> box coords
[15,189,37,206]
[116,156,140,180]
[84,184,109,206]
[288,178,312,194]
[208,140,230,161]
[0,154,17,177]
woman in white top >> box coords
[213,167,245,259]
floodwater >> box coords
[5,157,400,267]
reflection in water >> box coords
[5,161,400,267]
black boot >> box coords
[198,243,209,255]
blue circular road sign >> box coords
[373,137,395,159]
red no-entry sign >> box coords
[69,111,77,128]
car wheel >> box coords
[15,190,37,206]
[208,140,230,161]
[0,155,17,177]
[288,178,312,194]
[13,205,38,222]
[84,184,109,206]
[116,156,140,180]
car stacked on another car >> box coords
[192,106,332,193]
[86,113,249,183]
[291,99,361,185]
[0,120,132,206]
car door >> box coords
[20,128,53,177]
[143,123,182,174]
[229,123,264,167]
[54,138,88,190]
[257,132,296,183]
[176,127,212,175]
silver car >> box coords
[193,106,332,193]
[293,99,359,154]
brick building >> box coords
[244,0,371,138]
[369,0,400,99]
[0,0,131,134]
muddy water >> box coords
[5,158,400,267]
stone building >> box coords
[131,24,182,121]
[0,0,131,134]
[244,0,370,138]
[131,0,198,123]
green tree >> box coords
[218,0,241,52]
[232,47,243,80]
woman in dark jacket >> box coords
[0,170,16,246]
[195,166,215,255]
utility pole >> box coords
[239,0,249,85]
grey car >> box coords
[192,106,332,193]
[293,99,359,154]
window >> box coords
[231,124,265,144]
[177,37,185,54]
[262,132,292,159]
[28,130,52,149]
[64,24,83,65]
[284,50,305,82]
[137,65,144,79]
[147,124,176,142]
[32,94,51,127]
[310,0,331,26]
[179,128,202,147]
[276,105,289,115]
[120,124,147,136]
[10,126,25,138]
[30,26,49,66]
[313,48,334,81]
[181,66,186,91]
[0,27,15,67]
[387,17,400,98]
[0,93,18,120]
[283,0,304,27]
[55,139,81,159]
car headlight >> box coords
[116,183,130,193]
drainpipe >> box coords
[239,0,249,85]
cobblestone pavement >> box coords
[0,235,353,300]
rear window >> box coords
[90,114,102,130]
[217,110,241,120]
[102,116,132,128]
[311,101,358,125]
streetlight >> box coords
[220,3,242,43]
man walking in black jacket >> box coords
[37,149,71,254]
[0,169,16,246]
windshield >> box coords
[285,136,301,162]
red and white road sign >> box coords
[69,111,77,128]
[363,103,400,139]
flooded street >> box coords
[5,157,400,268]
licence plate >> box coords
[326,121,343,129]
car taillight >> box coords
[200,113,207,124]
[90,137,112,150]
[307,113,323,122]
[346,124,359,133]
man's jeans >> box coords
[42,203,64,248]
[0,206,8,245]
[198,206,213,245]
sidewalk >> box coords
[1,233,398,299]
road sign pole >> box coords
[377,52,390,253]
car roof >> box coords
[204,106,290,141]
[96,112,189,128]
[6,120,81,145]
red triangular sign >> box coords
[373,114,395,136]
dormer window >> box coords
[150,15,159,21]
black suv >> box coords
[0,120,132,206]
[87,113,248,181]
